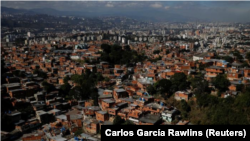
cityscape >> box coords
[1,1,250,141]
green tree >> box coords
[100,44,146,66]
[33,69,47,79]
[166,50,170,54]
[153,50,160,54]
[70,71,103,100]
[104,77,110,82]
[69,86,82,100]
[196,93,219,108]
[245,52,250,62]
[146,85,157,95]
[212,74,230,92]
[180,100,191,112]
[154,79,172,97]
[124,45,131,51]
[122,120,135,125]
[223,56,234,63]
[42,81,55,93]
[63,76,70,84]
[101,44,112,54]
[197,62,212,71]
[241,61,250,68]
[113,116,125,125]
[232,50,243,61]
[90,88,99,106]
[96,73,104,81]
[60,83,71,96]
[170,73,188,92]
[235,91,250,108]
[1,59,8,84]
[236,84,244,91]
[74,128,83,136]
[190,77,210,95]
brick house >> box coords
[95,111,109,122]
[205,66,224,81]
[83,119,99,134]
[101,99,116,111]
[174,91,192,102]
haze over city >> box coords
[2,1,250,22]
[2,1,250,141]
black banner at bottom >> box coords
[101,125,248,140]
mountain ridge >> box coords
[1,6,206,22]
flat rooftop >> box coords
[97,111,108,115]
[102,99,115,104]
[139,114,161,124]
[115,89,126,93]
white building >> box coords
[122,37,126,44]
[193,53,207,61]
[70,55,80,60]
[27,32,31,37]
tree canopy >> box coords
[42,81,55,93]
[170,72,188,92]
[154,79,172,97]
[222,56,234,63]
[146,79,172,97]
[153,50,160,54]
[1,59,8,84]
[100,44,146,66]
[190,76,210,95]
[68,71,101,105]
[33,69,48,79]
[113,115,125,125]
[212,74,230,92]
[231,50,243,62]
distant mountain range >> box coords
[1,7,87,16]
[2,7,36,15]
[1,6,207,22]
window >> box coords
[152,107,157,111]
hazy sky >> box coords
[2,1,250,22]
